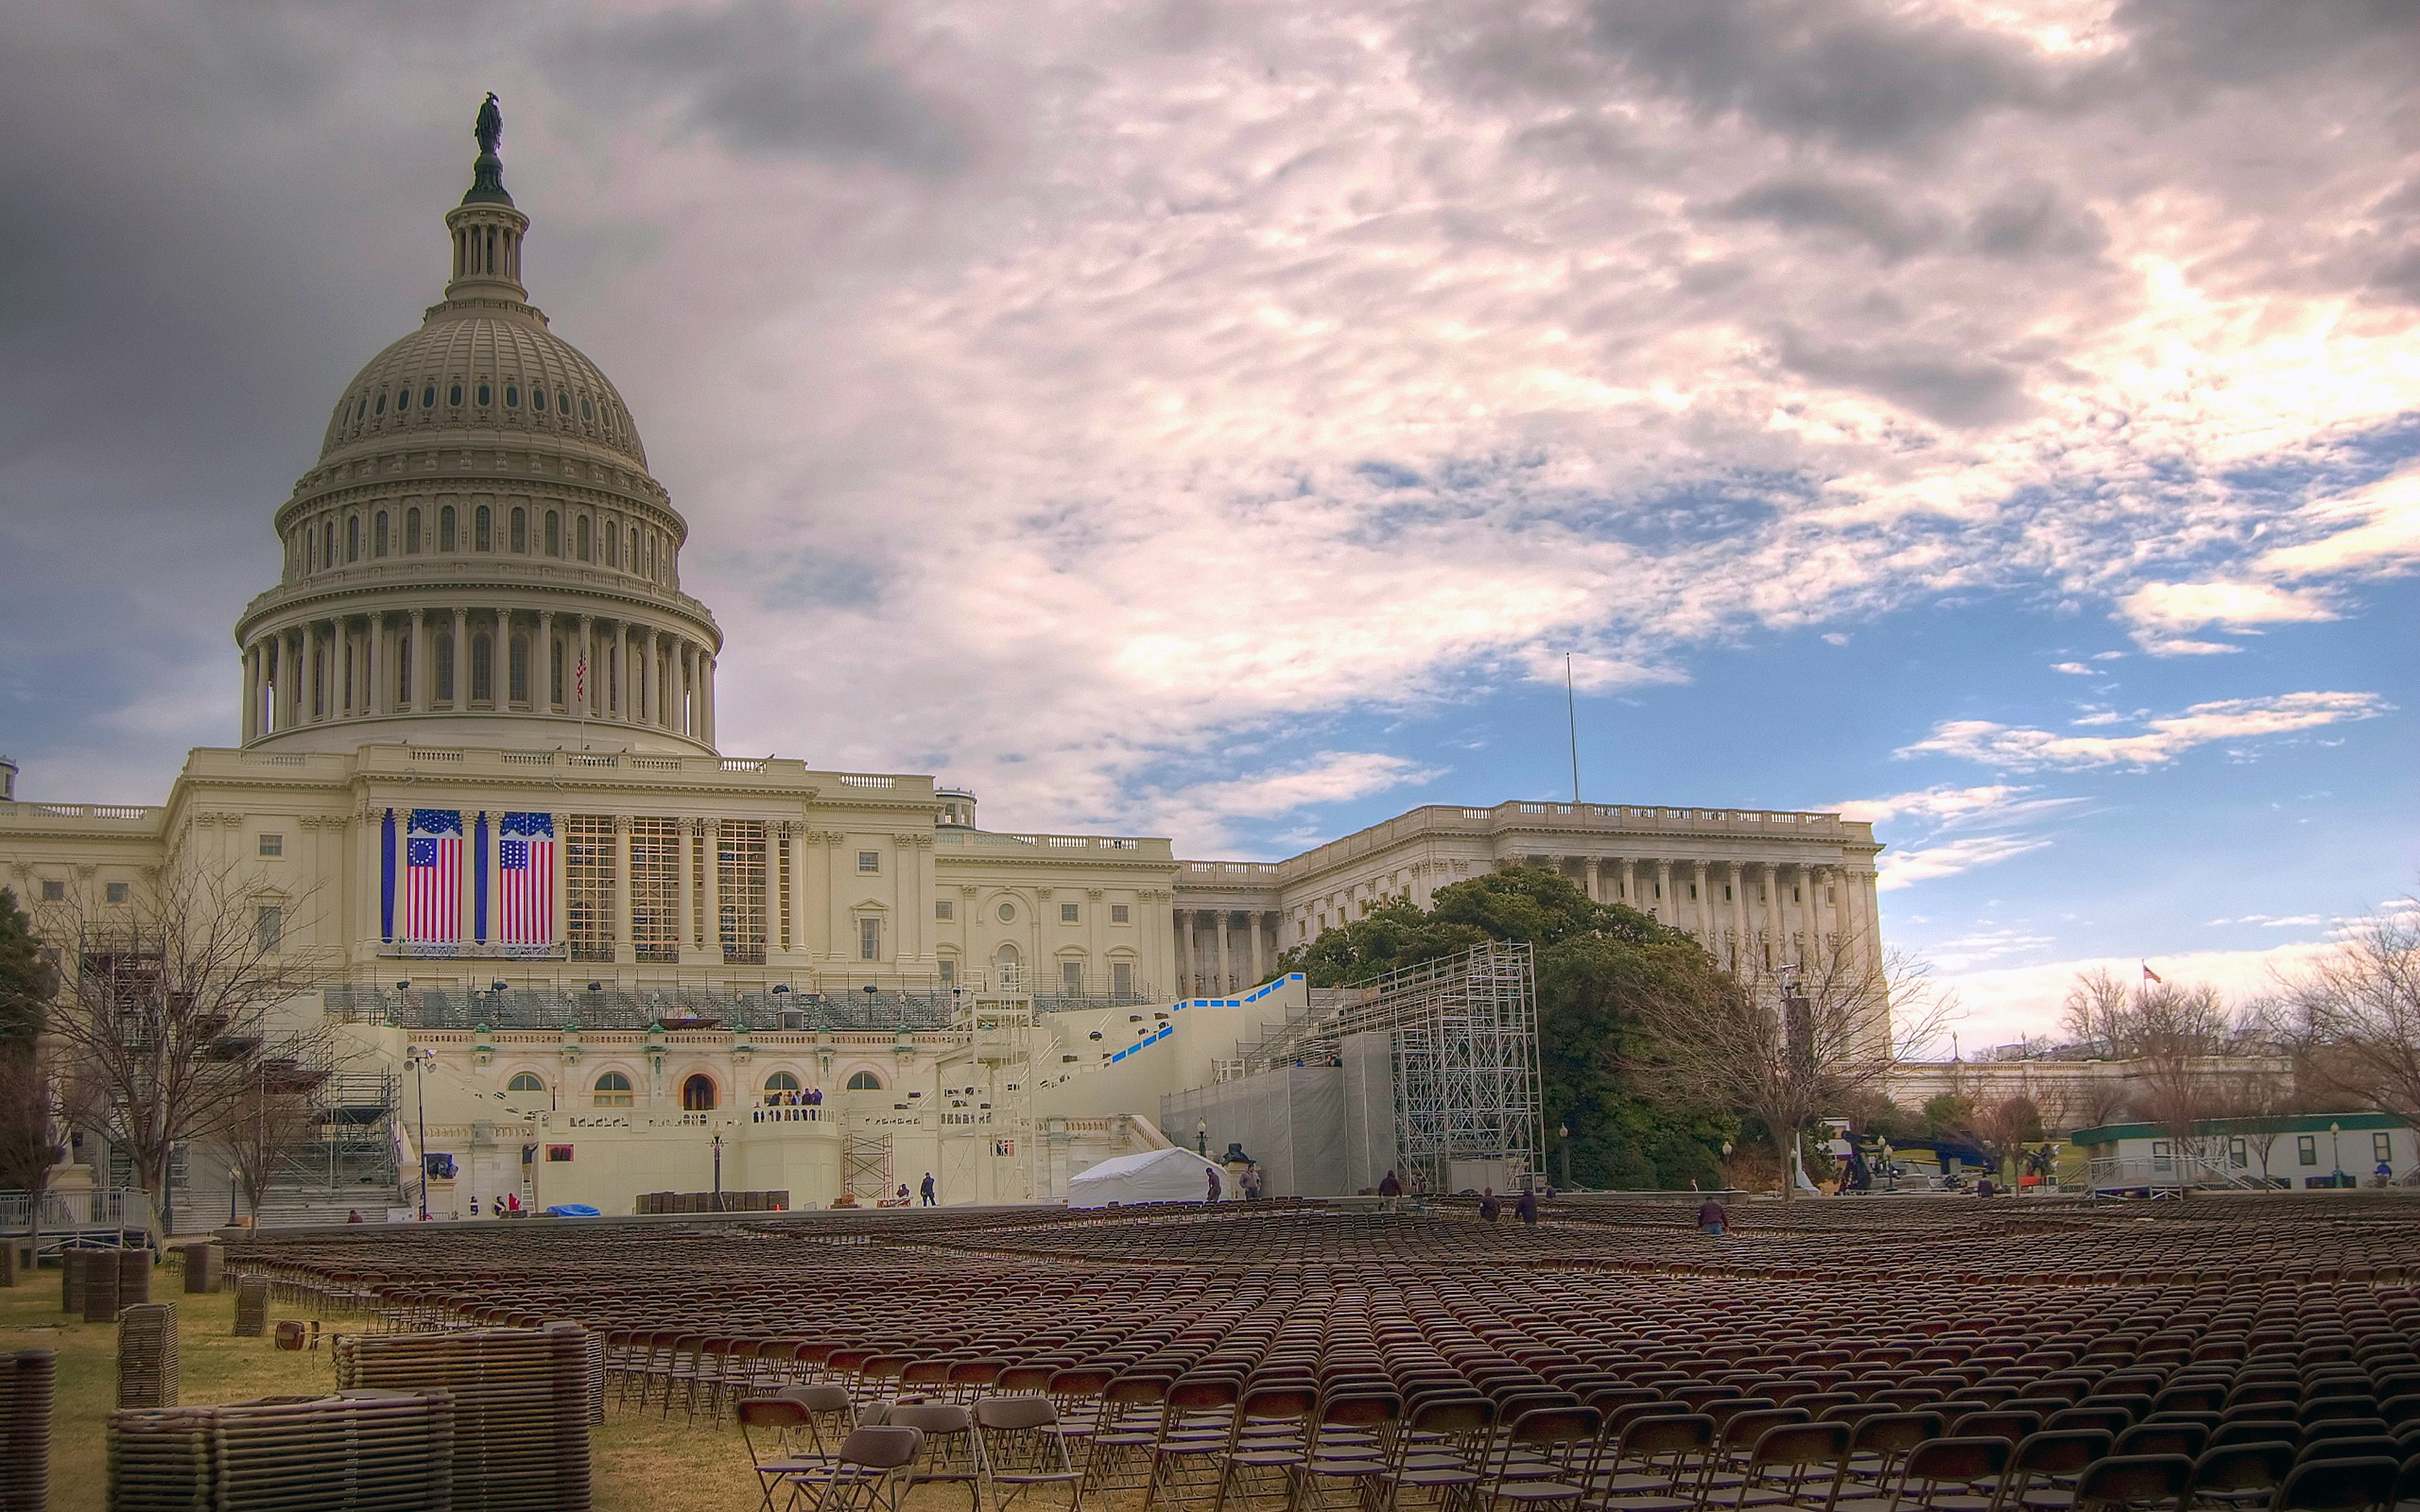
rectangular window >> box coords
[939,957,957,987]
[105,882,130,904]
[2297,1135,2318,1167]
[2229,1138,2247,1167]
[777,829,792,952]
[1061,902,1080,923]
[629,817,682,963]
[41,880,63,902]
[935,900,955,921]
[545,1145,573,1162]
[857,850,881,873]
[858,917,881,961]
[718,819,768,966]
[256,904,284,952]
[2376,1133,2394,1164]
[1110,903,1130,923]
[258,833,284,857]
[1063,961,1084,995]
[566,815,617,962]
[1112,960,1134,999]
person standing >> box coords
[1241,1166,1263,1200]
[1516,1187,1539,1225]
[1205,1165,1224,1202]
[1696,1197,1727,1235]
[1478,1188,1501,1224]
[1377,1169,1402,1211]
[920,1173,937,1206]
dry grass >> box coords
[0,1263,784,1512]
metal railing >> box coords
[324,982,963,1032]
[2076,1154,2266,1194]
[0,1187,157,1236]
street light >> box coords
[712,1132,724,1212]
[2330,1122,2343,1189]
[407,1047,435,1220]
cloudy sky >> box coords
[3,0,2415,1044]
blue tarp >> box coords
[542,1204,601,1217]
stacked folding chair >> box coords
[107,1391,455,1511]
[335,1323,592,1512]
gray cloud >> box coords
[1775,331,2033,428]
[551,0,981,177]
[1966,182,2109,263]
[1709,175,1947,262]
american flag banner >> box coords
[405,809,463,944]
[498,812,556,948]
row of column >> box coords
[1573,856,1871,966]
[244,608,716,745]
[1173,907,1281,998]
[568,822,927,971]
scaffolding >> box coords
[1233,942,1542,1194]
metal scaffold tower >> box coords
[1235,942,1542,1193]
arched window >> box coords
[422,385,437,410]
[681,1074,717,1111]
[548,637,563,706]
[580,397,594,421]
[507,1072,544,1092]
[763,1072,800,1095]
[476,382,491,406]
[396,636,411,705]
[439,506,458,552]
[509,633,529,705]
[346,515,360,561]
[373,511,389,557]
[532,386,547,414]
[994,942,1023,990]
[510,507,527,553]
[505,384,520,409]
[575,514,590,560]
[471,634,493,703]
[846,1071,884,1091]
[449,382,463,406]
[396,386,410,413]
[601,518,617,567]
[435,632,455,702]
[546,510,562,557]
[373,391,387,415]
[406,507,422,554]
[592,1071,633,1107]
[475,506,493,551]
[322,522,336,569]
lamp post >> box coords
[2330,1122,2343,1189]
[407,1048,434,1220]
[712,1132,724,1212]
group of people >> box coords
[763,1088,825,1107]
[1475,1184,1542,1225]
[1203,1165,1266,1200]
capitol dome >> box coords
[233,102,722,759]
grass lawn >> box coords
[0,1262,768,1512]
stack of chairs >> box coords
[336,1324,592,1512]
[115,1301,180,1409]
[106,1392,455,1511]
[3,1348,57,1512]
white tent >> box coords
[1066,1146,1229,1208]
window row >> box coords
[286,501,673,583]
[330,374,632,446]
[505,1066,887,1108]
[932,899,1135,924]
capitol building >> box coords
[0,117,1883,1221]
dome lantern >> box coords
[444,94,527,303]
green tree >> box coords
[1275,865,1737,1189]
[0,886,52,1057]
[0,888,64,1233]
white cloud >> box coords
[1877,833,2053,891]
[1837,784,2030,826]
[1148,751,1438,855]
[1897,691,2391,770]
[2256,464,2420,580]
[2049,662,2094,675]
[2119,580,2337,644]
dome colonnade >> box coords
[232,116,720,756]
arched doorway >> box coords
[993,942,1023,990]
[681,1074,717,1111]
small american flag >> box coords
[498,812,555,947]
[575,651,586,703]
[405,810,462,943]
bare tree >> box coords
[1624,930,1950,1201]
[1974,1091,2047,1181]
[220,1060,331,1225]
[2278,902,2420,1125]
[32,862,332,1233]
[2059,969,2134,1055]
[2041,1073,2134,1134]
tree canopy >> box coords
[1275,865,1735,1190]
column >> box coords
[1687,859,1708,937]
[1216,912,1232,994]
[576,616,594,716]
[701,818,722,961]
[1246,912,1263,984]
[240,641,260,742]
[495,608,513,707]
[537,610,555,713]
[1764,863,1786,965]
[658,633,676,731]
[372,612,389,715]
[450,608,468,708]
[1652,858,1670,923]
[700,656,717,747]
[1172,910,1190,997]
[676,642,693,737]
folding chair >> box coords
[2273,1457,2401,1512]
[2070,1453,2192,1512]
[742,1398,841,1512]
[2186,1441,2295,1511]
[788,1425,926,1512]
[891,1401,985,1512]
[978,1396,1087,1512]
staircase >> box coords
[251,1182,403,1228]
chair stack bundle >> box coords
[182,1244,224,1295]
[107,1391,455,1512]
[0,1234,16,1288]
[233,1274,269,1336]
[2,1348,57,1512]
[59,1249,85,1316]
[117,1248,153,1307]
[335,1324,593,1512]
[116,1302,181,1409]
[80,1249,123,1323]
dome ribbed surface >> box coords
[319,306,648,468]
